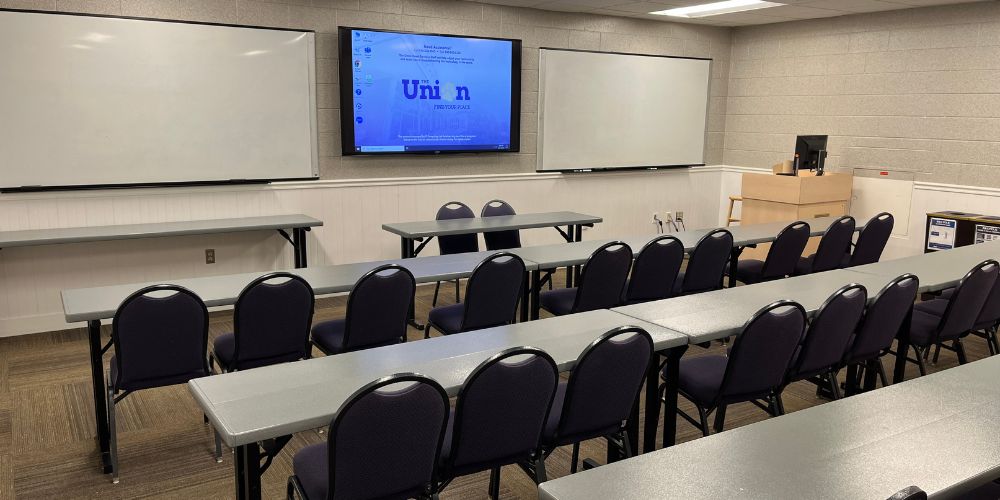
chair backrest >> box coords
[719,300,806,403]
[343,265,415,350]
[111,285,209,390]
[625,236,684,303]
[761,221,810,279]
[681,229,733,294]
[845,274,919,363]
[446,347,559,476]
[787,284,867,381]
[461,252,526,331]
[481,199,521,250]
[326,373,449,500]
[849,212,894,266]
[436,201,479,255]
[811,216,856,273]
[934,259,999,342]
[232,272,314,370]
[975,274,1000,328]
[552,327,654,445]
[572,241,633,313]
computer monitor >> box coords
[795,135,828,175]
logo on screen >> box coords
[402,79,471,101]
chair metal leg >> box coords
[534,451,547,483]
[955,338,969,364]
[827,371,842,400]
[107,383,120,484]
[454,279,460,303]
[620,430,634,459]
[214,430,223,463]
[712,404,727,433]
[913,346,928,376]
[696,406,710,437]
[488,466,501,499]
[875,359,889,388]
[989,326,1000,355]
[432,281,441,306]
[287,476,296,500]
[932,343,942,364]
[570,442,580,474]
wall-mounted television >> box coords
[338,27,521,155]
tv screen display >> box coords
[339,27,521,155]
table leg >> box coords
[400,237,414,259]
[235,443,262,500]
[519,270,530,323]
[655,345,687,452]
[530,270,541,320]
[87,319,112,473]
[893,305,914,384]
[292,228,308,268]
[728,246,744,288]
[566,225,575,288]
[573,224,583,284]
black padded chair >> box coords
[538,241,632,316]
[664,300,806,436]
[437,347,559,498]
[481,199,521,250]
[624,236,684,305]
[105,285,214,483]
[425,252,525,338]
[782,284,867,400]
[311,265,415,355]
[901,260,999,374]
[287,374,449,500]
[795,216,855,275]
[540,327,653,472]
[842,274,919,392]
[921,275,1000,356]
[210,273,314,372]
[732,221,810,284]
[846,212,894,267]
[433,201,479,306]
[676,229,733,295]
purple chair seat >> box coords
[213,333,304,371]
[914,299,948,317]
[539,288,577,316]
[672,355,728,406]
[938,288,955,299]
[292,443,328,500]
[733,259,766,284]
[428,303,465,335]
[795,254,815,275]
[109,356,206,392]
[908,310,949,347]
[311,319,400,354]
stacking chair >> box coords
[675,229,733,295]
[623,236,684,305]
[210,272,314,372]
[425,252,525,338]
[795,215,855,275]
[539,327,653,472]
[311,264,415,355]
[900,260,998,374]
[845,212,894,267]
[663,300,806,437]
[538,241,632,316]
[732,221,810,284]
[782,284,867,401]
[105,285,214,483]
[917,262,1000,359]
[437,347,559,498]
[841,274,919,393]
[287,374,449,500]
[433,201,479,306]
[481,199,521,250]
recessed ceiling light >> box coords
[650,0,785,18]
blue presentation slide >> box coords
[349,30,514,152]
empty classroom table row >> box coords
[538,353,1000,500]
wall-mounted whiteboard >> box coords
[538,48,711,172]
[0,10,318,191]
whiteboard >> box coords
[0,10,318,190]
[538,49,710,172]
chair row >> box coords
[285,327,655,499]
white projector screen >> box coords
[0,10,318,191]
[538,49,711,172]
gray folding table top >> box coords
[61,250,536,323]
[614,268,907,343]
[0,214,322,248]
[849,240,1000,293]
[189,309,686,447]
[538,354,1000,500]
[381,211,602,238]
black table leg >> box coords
[235,443,262,500]
[400,236,414,259]
[519,270,530,323]
[530,270,541,320]
[655,345,687,452]
[565,225,575,288]
[893,305,914,384]
[573,224,583,284]
[399,237,424,330]
[291,228,308,268]
[87,319,112,473]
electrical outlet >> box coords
[676,210,685,221]
[205,249,216,264]
[663,211,673,222]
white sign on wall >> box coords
[927,217,957,250]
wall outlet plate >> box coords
[205,249,216,264]
[676,210,685,221]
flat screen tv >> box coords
[338,27,521,155]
